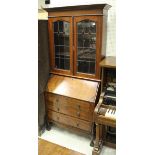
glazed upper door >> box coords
[74,16,101,79]
[48,17,73,75]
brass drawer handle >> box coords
[77,111,80,117]
[77,105,80,110]
[55,98,60,110]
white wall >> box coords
[38,0,115,56]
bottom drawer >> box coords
[48,111,92,132]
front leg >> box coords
[45,115,52,131]
[92,123,101,155]
[90,122,95,146]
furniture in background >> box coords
[92,56,116,155]
[38,20,50,135]
[43,4,111,144]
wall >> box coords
[38,0,115,56]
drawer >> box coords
[45,93,94,121]
[45,93,94,112]
[48,110,92,132]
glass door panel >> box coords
[76,19,96,75]
[53,21,70,70]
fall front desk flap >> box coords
[46,75,100,103]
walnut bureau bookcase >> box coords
[44,4,111,144]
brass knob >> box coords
[77,105,80,110]
[77,111,80,117]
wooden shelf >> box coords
[100,56,116,68]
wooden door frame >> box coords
[73,16,102,79]
[48,17,73,75]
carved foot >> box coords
[46,122,52,131]
[45,115,52,131]
[46,119,52,131]
[92,147,100,155]
[90,139,94,147]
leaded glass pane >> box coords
[53,21,70,70]
[77,20,96,74]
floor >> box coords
[39,138,84,155]
[40,125,116,155]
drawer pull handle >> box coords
[78,105,80,110]
[77,111,80,117]
[76,123,79,127]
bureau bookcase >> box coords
[44,4,111,144]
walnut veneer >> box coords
[43,4,111,145]
[45,75,100,140]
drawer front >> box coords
[48,110,92,132]
[45,93,94,121]
[45,93,94,111]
